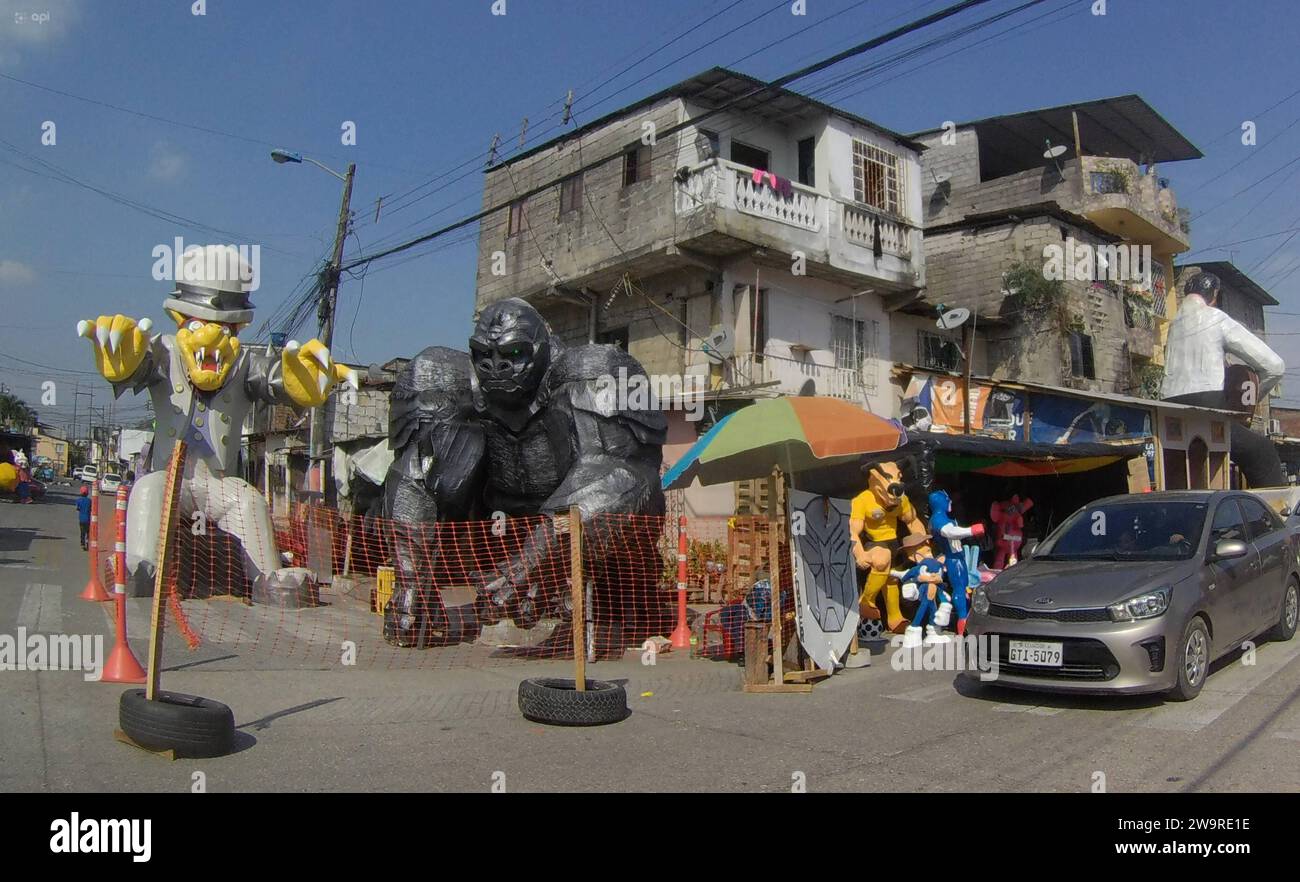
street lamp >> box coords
[270,149,350,183]
[271,148,357,503]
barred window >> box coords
[852,139,905,216]
[918,330,959,372]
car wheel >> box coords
[1168,616,1211,702]
[1267,577,1299,643]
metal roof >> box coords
[912,94,1202,180]
[488,66,925,171]
[1175,260,1279,307]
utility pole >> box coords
[308,161,356,502]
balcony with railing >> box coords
[728,350,875,406]
[1078,156,1189,254]
[674,158,922,289]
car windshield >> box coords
[1037,500,1208,561]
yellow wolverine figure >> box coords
[77,244,357,593]
[849,461,925,633]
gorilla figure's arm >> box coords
[381,346,486,647]
[383,346,484,523]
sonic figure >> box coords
[927,489,984,636]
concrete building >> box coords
[473,68,928,514]
[31,425,70,476]
[905,96,1201,401]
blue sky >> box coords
[3,0,1300,436]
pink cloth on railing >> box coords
[750,168,794,198]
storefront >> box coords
[892,369,1239,544]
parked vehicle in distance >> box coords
[967,491,1300,701]
[100,472,121,494]
[78,465,98,484]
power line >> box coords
[342,0,1041,275]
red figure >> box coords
[990,495,1033,570]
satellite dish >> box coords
[931,170,951,186]
[936,307,971,330]
[1043,144,1067,160]
[701,325,734,364]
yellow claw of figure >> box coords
[77,314,152,383]
[281,338,354,408]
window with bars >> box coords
[832,314,878,379]
[852,139,905,216]
[918,330,960,372]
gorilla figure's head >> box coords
[469,298,554,407]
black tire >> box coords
[1167,616,1211,703]
[518,677,627,726]
[1267,577,1299,643]
[119,689,235,758]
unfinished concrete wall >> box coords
[474,96,686,310]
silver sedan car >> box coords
[966,491,1300,700]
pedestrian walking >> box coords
[76,485,92,548]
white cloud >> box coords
[147,141,187,182]
[0,259,37,286]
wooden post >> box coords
[962,324,972,435]
[767,468,784,684]
[341,513,354,577]
[742,466,812,693]
[1071,110,1082,160]
[743,621,767,685]
[146,440,188,701]
[570,504,585,691]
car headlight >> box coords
[972,584,990,615]
[1108,587,1171,622]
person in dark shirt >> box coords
[76,485,92,549]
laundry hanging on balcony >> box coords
[870,211,883,259]
[750,168,794,199]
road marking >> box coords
[1131,638,1300,733]
[885,681,956,703]
[16,583,62,632]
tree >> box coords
[0,392,37,431]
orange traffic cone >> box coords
[101,485,145,684]
[80,490,111,602]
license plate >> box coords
[1008,640,1063,667]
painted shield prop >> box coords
[788,490,859,672]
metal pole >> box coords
[308,162,356,503]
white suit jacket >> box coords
[1160,295,1284,400]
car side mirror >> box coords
[1209,539,1248,563]
[1282,505,1292,517]
[1022,539,1039,559]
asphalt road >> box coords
[3,486,1299,793]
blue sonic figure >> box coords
[927,489,985,636]
[896,534,952,648]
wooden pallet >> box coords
[726,516,784,601]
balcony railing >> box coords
[730,350,873,404]
[842,203,913,259]
[675,158,917,264]
[1079,156,1186,246]
[731,165,821,231]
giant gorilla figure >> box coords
[381,298,671,656]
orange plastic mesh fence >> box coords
[131,484,795,670]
